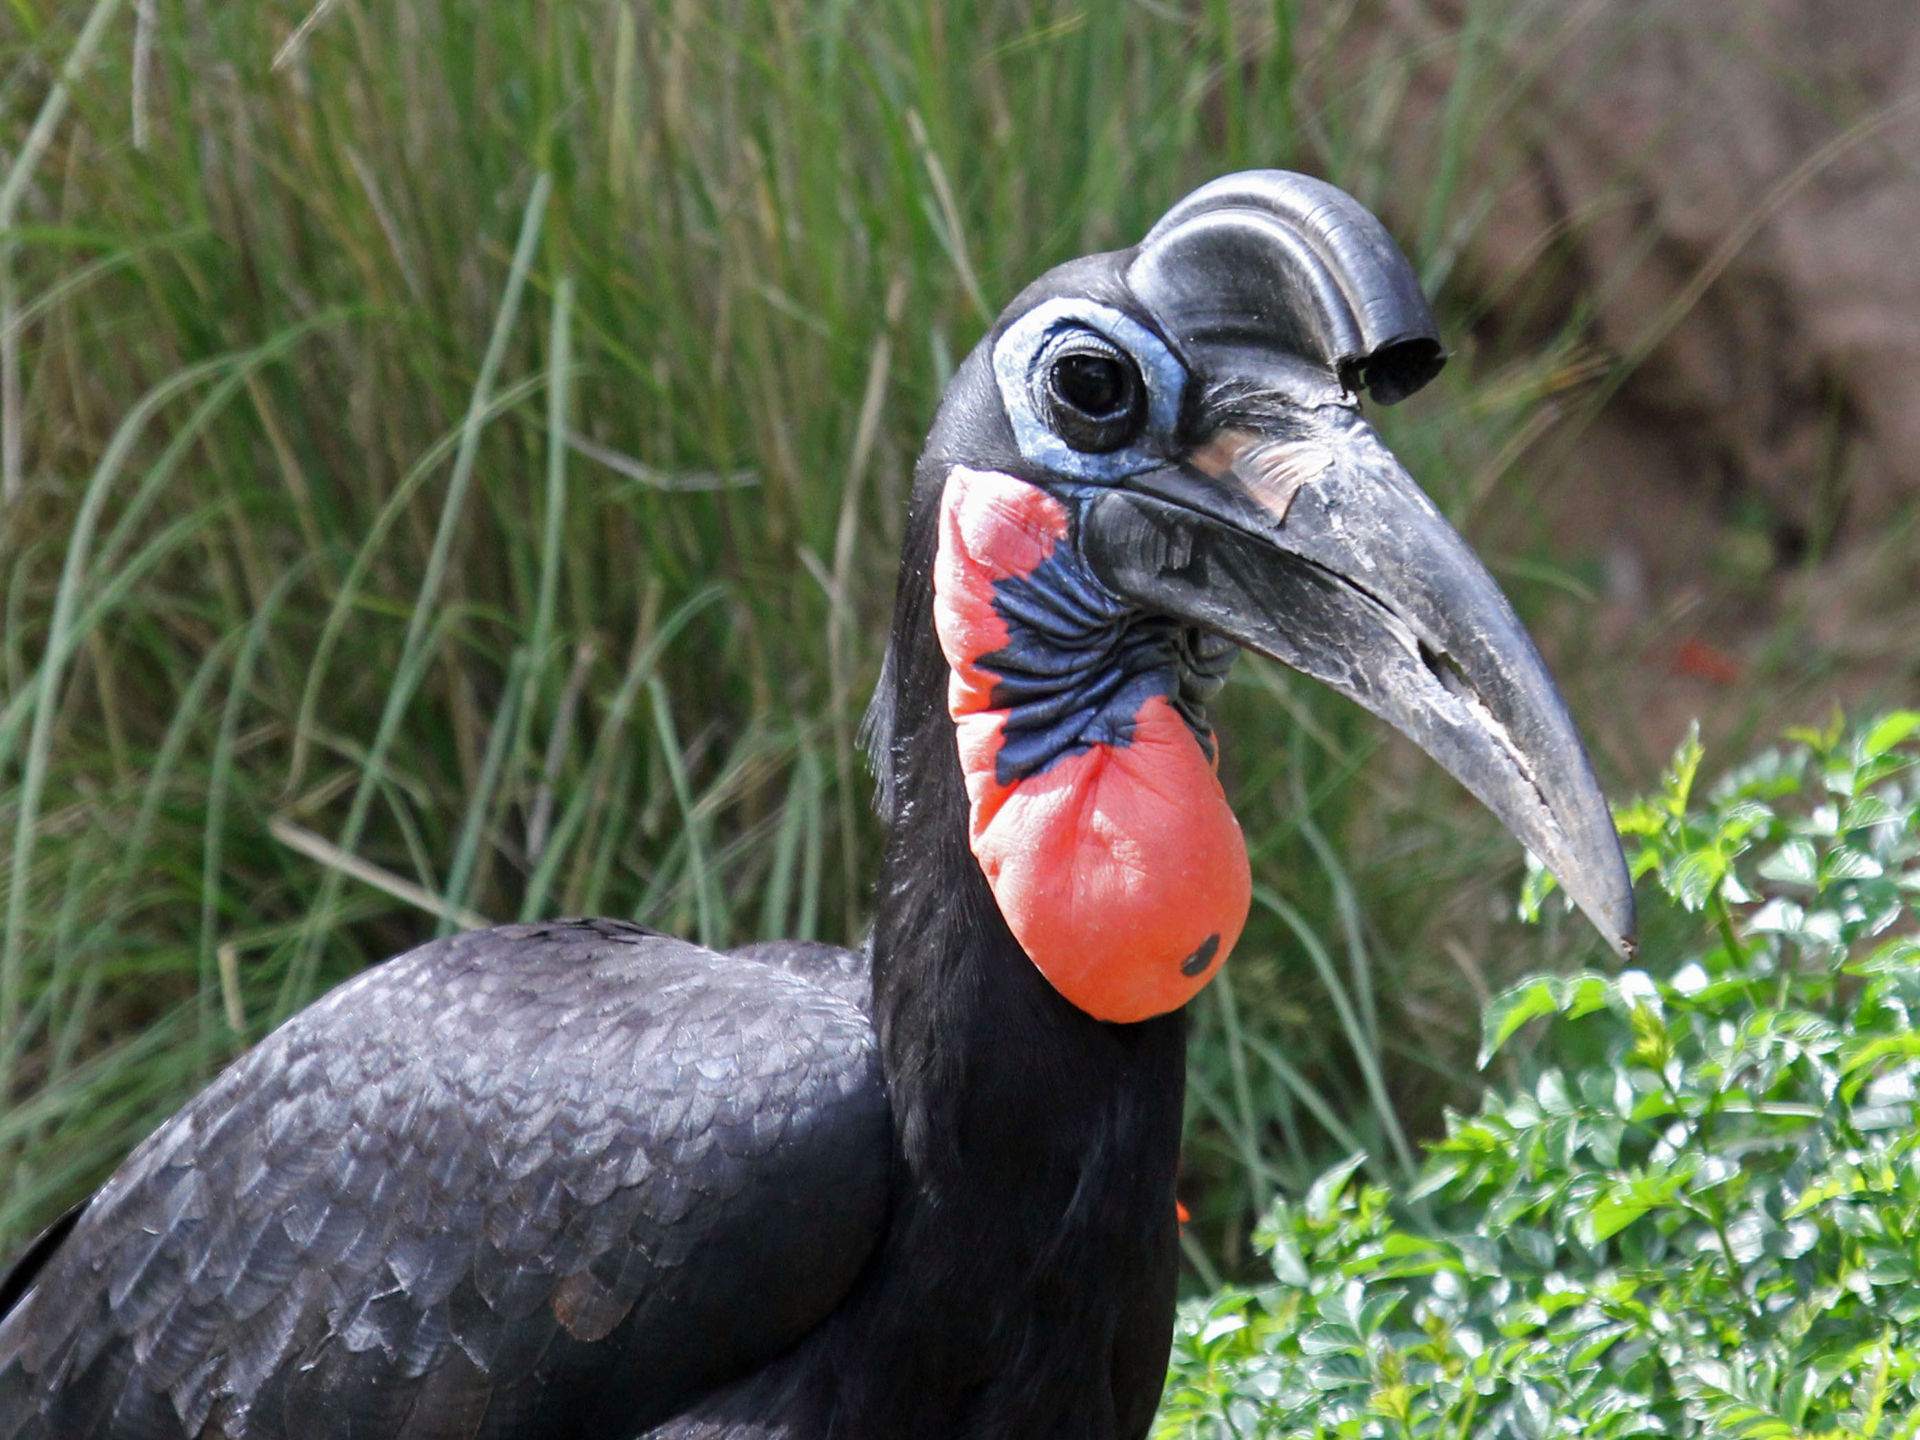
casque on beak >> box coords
[1070,170,1636,956]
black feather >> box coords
[0,922,887,1440]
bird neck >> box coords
[841,437,1191,1436]
[865,458,1190,1184]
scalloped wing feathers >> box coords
[0,921,888,1440]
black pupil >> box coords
[1053,351,1129,418]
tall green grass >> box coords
[2,0,1625,1264]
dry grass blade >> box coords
[270,817,490,933]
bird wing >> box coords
[0,919,890,1440]
[722,939,869,1010]
[0,1205,83,1322]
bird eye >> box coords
[1036,331,1146,454]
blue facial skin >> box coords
[976,513,1235,788]
[992,299,1187,487]
[981,296,1232,785]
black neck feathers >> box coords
[844,368,1189,1436]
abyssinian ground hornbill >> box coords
[0,172,1634,1439]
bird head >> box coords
[885,170,1633,1024]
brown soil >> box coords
[1396,0,1920,780]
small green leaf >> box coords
[1758,838,1818,886]
[1479,977,1561,1067]
[1661,721,1705,816]
[1608,970,1662,1017]
[1839,1031,1920,1077]
[1821,846,1884,882]
[1839,793,1897,830]
[1584,1192,1653,1242]
[1567,1320,1631,1368]
[1303,1153,1369,1223]
[1715,798,1775,839]
[1612,799,1668,837]
[1406,1158,1464,1203]
[1198,1312,1248,1345]
[1860,709,1920,759]
[1516,851,1560,923]
[1669,847,1726,911]
[1851,937,1920,974]
[1269,1229,1310,1288]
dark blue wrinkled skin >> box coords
[975,501,1233,787]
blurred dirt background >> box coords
[1383,0,1920,777]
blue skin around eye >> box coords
[979,300,1229,785]
[992,298,1188,485]
[977,523,1217,788]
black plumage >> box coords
[0,171,1634,1440]
[1,923,887,1438]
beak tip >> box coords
[1573,863,1638,962]
[1540,826,1637,962]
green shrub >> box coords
[1160,712,1920,1438]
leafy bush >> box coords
[1160,712,1920,1438]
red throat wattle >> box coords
[931,466,1251,1023]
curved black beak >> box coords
[1077,401,1636,957]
